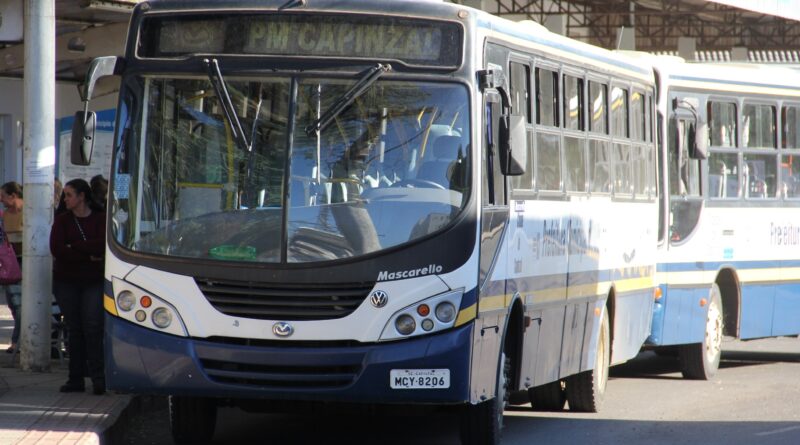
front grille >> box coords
[200,359,360,389]
[195,278,374,321]
[195,342,366,390]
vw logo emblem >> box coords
[370,290,389,308]
[272,321,294,337]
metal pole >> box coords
[21,0,55,371]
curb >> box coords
[101,395,166,445]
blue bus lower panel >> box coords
[105,314,473,404]
[646,285,706,346]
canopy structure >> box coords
[485,0,800,55]
[0,0,138,81]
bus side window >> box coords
[781,105,800,198]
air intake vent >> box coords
[195,278,374,321]
[200,359,360,388]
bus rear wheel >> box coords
[169,396,217,444]
[566,309,609,412]
[460,352,509,445]
[680,283,723,380]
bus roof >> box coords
[626,52,800,99]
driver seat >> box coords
[417,135,463,188]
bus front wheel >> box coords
[679,283,723,380]
[169,395,217,444]
[566,309,609,412]
[460,352,509,445]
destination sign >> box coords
[140,14,462,68]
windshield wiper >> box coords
[204,58,252,151]
[305,63,391,136]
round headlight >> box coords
[134,310,146,322]
[421,318,435,331]
[395,314,416,335]
[435,302,457,323]
[152,307,173,329]
[117,291,136,312]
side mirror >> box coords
[71,56,122,166]
[71,111,96,166]
[689,120,708,160]
[80,56,120,102]
[499,113,527,176]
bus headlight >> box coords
[117,291,136,312]
[379,289,464,341]
[395,314,416,335]
[435,302,456,323]
[152,307,173,329]
[111,277,188,337]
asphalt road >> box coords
[120,336,800,445]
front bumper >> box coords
[105,314,473,404]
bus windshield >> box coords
[112,74,470,263]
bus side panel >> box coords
[610,290,654,364]
[740,283,776,339]
[772,282,800,336]
[650,286,706,345]
[559,302,588,378]
[534,305,566,385]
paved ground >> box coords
[0,295,133,445]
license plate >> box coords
[390,369,450,389]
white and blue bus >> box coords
[644,57,800,379]
[73,1,658,443]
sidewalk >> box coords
[0,303,134,445]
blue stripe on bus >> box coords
[476,17,651,77]
[656,259,789,273]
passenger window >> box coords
[509,61,531,123]
[563,74,584,131]
[536,132,561,191]
[589,81,607,134]
[588,140,611,193]
[631,146,649,197]
[536,68,559,127]
[610,86,628,138]
[743,154,777,198]
[564,136,586,192]
[630,90,644,141]
[708,152,739,199]
[708,101,737,147]
[669,119,701,197]
[742,104,776,148]
[782,155,800,198]
[783,105,800,148]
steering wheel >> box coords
[390,178,446,190]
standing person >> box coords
[50,179,106,394]
[89,175,108,211]
[0,182,23,354]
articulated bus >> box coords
[644,57,800,379]
[73,1,658,443]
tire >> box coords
[460,352,509,445]
[566,309,610,413]
[528,380,566,411]
[169,396,217,444]
[679,283,723,380]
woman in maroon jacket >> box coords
[50,178,106,395]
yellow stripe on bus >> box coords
[477,276,655,314]
[104,294,118,316]
[455,304,477,327]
